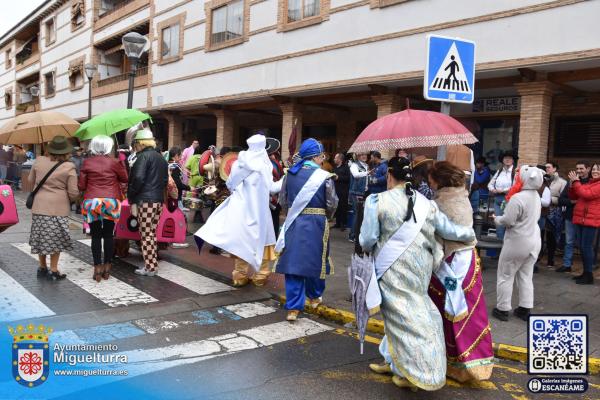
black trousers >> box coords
[335,193,349,228]
[271,205,282,236]
[90,220,115,265]
[546,226,557,266]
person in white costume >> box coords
[195,134,282,287]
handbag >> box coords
[26,161,64,209]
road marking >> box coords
[0,268,55,323]
[13,243,158,307]
[79,240,234,296]
[0,318,333,398]
[224,302,277,318]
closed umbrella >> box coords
[74,109,152,141]
[348,107,477,153]
[348,253,378,355]
[0,111,79,144]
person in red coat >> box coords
[568,163,600,285]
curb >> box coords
[275,295,600,375]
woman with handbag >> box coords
[28,136,80,280]
[79,136,128,282]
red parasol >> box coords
[348,108,477,153]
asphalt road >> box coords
[0,201,598,400]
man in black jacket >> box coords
[333,153,351,231]
[128,129,168,276]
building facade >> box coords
[0,0,599,169]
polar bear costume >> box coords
[494,165,543,312]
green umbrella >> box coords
[74,109,152,141]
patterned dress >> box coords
[360,186,475,390]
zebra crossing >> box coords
[0,240,238,324]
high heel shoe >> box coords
[37,267,49,277]
[102,263,112,280]
[93,265,103,283]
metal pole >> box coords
[87,78,93,120]
[126,57,138,109]
[437,101,451,160]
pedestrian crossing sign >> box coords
[424,35,476,104]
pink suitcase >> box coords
[115,199,142,241]
[156,205,187,243]
[0,185,19,233]
[115,199,187,243]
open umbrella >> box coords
[74,109,152,141]
[0,111,79,144]
[348,108,477,153]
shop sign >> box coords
[473,97,520,113]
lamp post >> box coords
[29,85,39,112]
[84,63,97,120]
[122,32,148,109]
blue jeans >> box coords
[284,274,326,311]
[470,191,488,213]
[563,219,576,267]
[575,225,598,273]
[494,195,507,240]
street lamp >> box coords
[122,32,148,109]
[84,63,97,120]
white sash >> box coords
[374,191,430,279]
[275,168,330,253]
[366,191,430,312]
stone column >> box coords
[280,101,303,161]
[336,113,357,153]
[371,94,405,157]
[164,113,183,149]
[515,82,554,166]
[213,109,235,150]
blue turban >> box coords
[289,138,324,175]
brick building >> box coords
[0,0,599,170]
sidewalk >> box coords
[165,217,600,358]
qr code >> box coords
[528,315,587,374]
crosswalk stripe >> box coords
[12,243,158,307]
[0,268,55,323]
[78,239,234,296]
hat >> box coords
[134,129,154,141]
[247,134,266,152]
[265,138,280,155]
[499,150,518,163]
[219,152,238,181]
[411,155,433,169]
[47,136,73,155]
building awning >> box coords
[15,37,35,55]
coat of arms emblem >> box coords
[9,324,52,388]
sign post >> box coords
[424,34,476,159]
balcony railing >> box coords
[97,66,148,88]
[15,51,40,71]
[98,0,136,19]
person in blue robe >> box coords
[276,138,338,321]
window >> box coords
[44,71,56,97]
[5,49,11,69]
[45,17,56,46]
[68,57,85,90]
[158,13,184,65]
[277,0,329,32]
[554,116,600,157]
[71,0,86,31]
[287,0,319,22]
[211,0,243,45]
[4,88,12,109]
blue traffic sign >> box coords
[424,35,476,104]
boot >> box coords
[492,308,509,321]
[575,271,594,285]
[93,265,103,283]
[102,263,112,280]
[572,272,585,280]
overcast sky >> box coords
[0,0,47,38]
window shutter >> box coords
[555,117,600,157]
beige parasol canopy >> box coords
[0,111,80,144]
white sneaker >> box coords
[134,268,156,276]
[171,243,190,249]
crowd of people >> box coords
[17,127,600,392]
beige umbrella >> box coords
[0,111,80,144]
